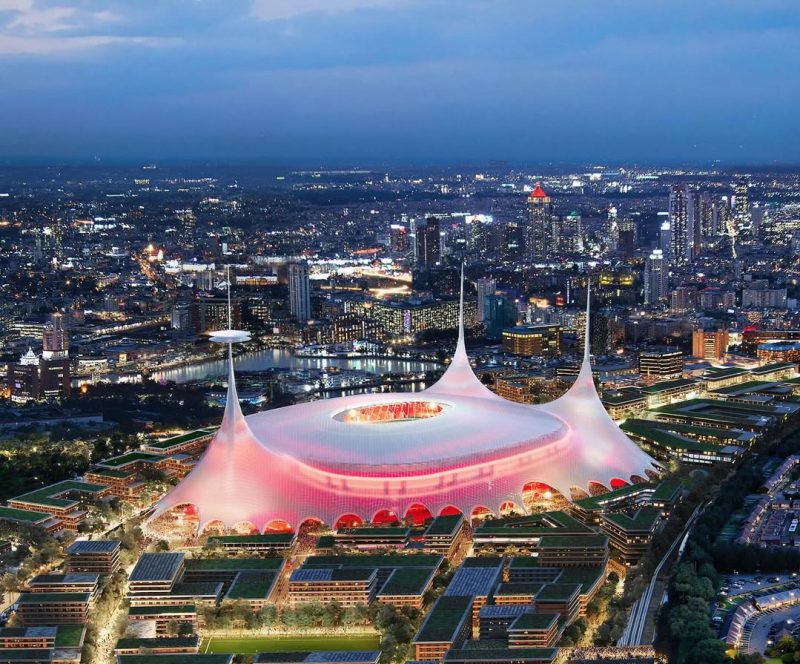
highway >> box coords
[618,504,703,646]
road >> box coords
[746,604,800,653]
[618,504,703,646]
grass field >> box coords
[201,634,381,655]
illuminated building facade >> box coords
[525,184,552,263]
[149,277,658,537]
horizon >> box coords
[1,0,799,164]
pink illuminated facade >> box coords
[149,279,659,535]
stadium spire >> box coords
[426,263,501,400]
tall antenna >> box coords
[226,264,232,331]
[583,278,591,364]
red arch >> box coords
[334,514,363,530]
[570,486,590,501]
[232,521,258,535]
[372,509,399,525]
[588,481,610,497]
[500,501,522,517]
[298,517,324,534]
[471,506,495,521]
[264,519,293,534]
[439,505,463,517]
[405,503,433,526]
[610,477,629,490]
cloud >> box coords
[0,33,166,56]
[0,1,149,54]
[250,0,405,21]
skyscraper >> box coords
[616,218,637,257]
[659,221,671,264]
[525,184,553,264]
[289,262,311,323]
[644,249,667,304]
[734,179,750,233]
[687,189,701,260]
[389,223,409,254]
[40,313,70,399]
[699,191,715,241]
[476,277,497,323]
[416,217,441,268]
[668,185,689,265]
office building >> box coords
[191,297,242,334]
[288,262,311,323]
[692,328,729,361]
[525,184,553,264]
[669,185,690,265]
[502,326,561,357]
[417,217,441,268]
[638,349,683,382]
[644,249,667,304]
[389,223,409,253]
[734,179,750,233]
[476,277,497,323]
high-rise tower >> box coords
[288,262,311,323]
[668,185,689,265]
[525,184,553,264]
[644,250,667,304]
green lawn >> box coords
[201,634,381,655]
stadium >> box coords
[148,281,659,536]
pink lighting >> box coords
[148,276,660,538]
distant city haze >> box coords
[0,0,798,164]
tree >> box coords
[686,637,727,664]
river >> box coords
[150,348,440,384]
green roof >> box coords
[508,557,541,568]
[495,582,543,596]
[712,380,776,394]
[11,480,109,509]
[641,378,698,394]
[128,605,195,616]
[208,534,295,545]
[116,636,199,649]
[555,566,605,594]
[337,527,410,537]
[86,468,133,479]
[603,508,660,532]
[509,612,558,631]
[651,480,682,502]
[475,511,592,535]
[752,362,797,374]
[414,595,472,643]
[379,567,435,596]
[0,506,50,523]
[425,515,464,536]
[225,572,278,600]
[18,592,89,603]
[185,558,283,572]
[55,624,85,648]
[705,367,748,379]
[534,583,580,602]
[303,554,441,569]
[99,452,162,467]
[573,481,654,511]
[621,420,726,453]
[147,429,214,449]
[538,534,608,548]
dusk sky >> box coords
[0,0,798,165]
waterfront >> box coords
[150,348,441,384]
